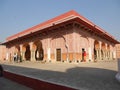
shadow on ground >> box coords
[2,64,120,90]
[0,77,32,90]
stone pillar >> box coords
[96,49,99,60]
[108,51,110,60]
[103,50,105,60]
[20,45,25,61]
[98,49,100,61]
[47,48,51,62]
[99,49,101,60]
[88,47,92,61]
[104,50,106,60]
[106,50,108,59]
[109,45,112,60]
[113,50,116,60]
[22,51,25,61]
[99,41,102,60]
[31,50,35,61]
[47,38,51,62]
[6,48,9,61]
[29,42,35,61]
[110,51,112,60]
[105,44,107,60]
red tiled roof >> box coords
[6,10,118,43]
[7,10,79,41]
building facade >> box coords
[116,44,120,59]
[2,10,119,62]
[0,45,6,61]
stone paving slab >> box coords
[1,61,120,90]
[0,77,32,90]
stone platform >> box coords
[1,61,120,90]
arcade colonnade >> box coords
[94,40,116,61]
[4,10,117,62]
[6,36,116,62]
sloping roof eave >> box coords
[5,10,119,44]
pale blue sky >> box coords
[0,0,120,42]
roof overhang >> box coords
[3,10,120,45]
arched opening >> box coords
[101,42,106,60]
[24,44,31,60]
[14,45,21,61]
[80,36,89,62]
[107,44,110,59]
[15,45,20,55]
[94,40,99,61]
[50,35,67,61]
[34,40,44,61]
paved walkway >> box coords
[1,60,120,90]
[0,77,32,90]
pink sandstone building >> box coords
[1,10,119,62]
[116,44,120,59]
[0,44,6,61]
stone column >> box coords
[110,51,112,60]
[88,47,92,61]
[22,51,25,61]
[31,50,35,61]
[104,50,106,60]
[106,50,108,60]
[29,42,35,61]
[108,50,110,60]
[105,44,108,60]
[103,50,105,60]
[47,48,51,62]
[96,49,99,60]
[113,50,116,60]
[109,45,112,60]
[47,38,51,62]
[20,45,25,61]
[6,48,9,61]
[99,41,102,60]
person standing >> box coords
[83,50,86,62]
[13,53,17,62]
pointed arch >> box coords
[15,45,20,54]
[23,43,31,60]
[33,40,44,61]
[50,35,67,61]
[94,40,99,61]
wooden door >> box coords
[56,49,61,61]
